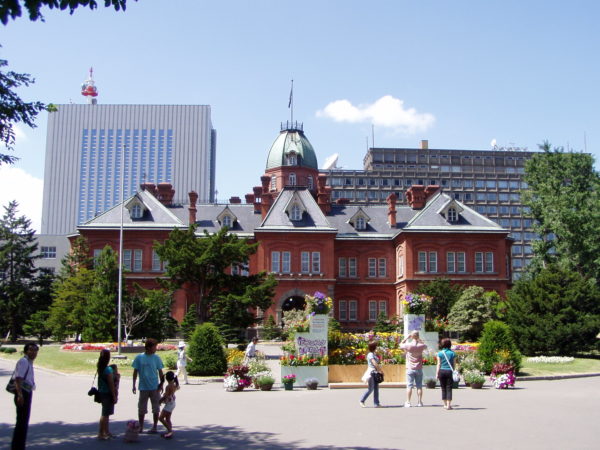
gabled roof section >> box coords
[283,191,308,221]
[347,207,371,230]
[258,187,336,231]
[79,189,185,229]
[404,191,506,232]
[436,198,464,223]
[216,206,238,225]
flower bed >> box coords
[328,331,405,365]
[61,343,177,352]
[526,356,575,364]
[280,354,328,366]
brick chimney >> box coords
[260,175,272,218]
[252,186,262,213]
[156,182,175,206]
[245,193,255,204]
[140,182,157,197]
[317,174,331,215]
[425,184,440,199]
[229,196,242,204]
[405,185,426,209]
[188,191,198,224]
[386,193,397,227]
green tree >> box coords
[522,142,600,281]
[0,201,39,338]
[447,286,496,342]
[373,312,398,333]
[82,245,118,342]
[477,320,522,373]
[179,304,198,341]
[187,322,227,376]
[23,310,51,345]
[262,315,280,341]
[59,235,92,277]
[133,286,178,341]
[505,265,600,356]
[0,0,135,24]
[155,226,277,326]
[414,278,464,319]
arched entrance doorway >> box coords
[282,296,306,312]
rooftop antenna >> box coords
[371,124,375,148]
[288,79,294,124]
[81,67,98,105]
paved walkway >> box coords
[0,358,598,449]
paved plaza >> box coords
[0,358,598,450]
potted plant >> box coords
[463,370,485,389]
[305,377,319,390]
[282,374,296,390]
[223,365,252,392]
[256,375,275,391]
[425,378,437,389]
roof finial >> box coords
[288,79,294,124]
[81,67,98,104]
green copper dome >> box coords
[266,123,318,170]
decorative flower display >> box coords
[223,365,253,391]
[401,292,432,315]
[61,342,177,352]
[490,362,516,389]
[527,356,574,364]
[282,374,297,384]
[280,354,328,366]
[328,331,406,365]
[305,291,333,315]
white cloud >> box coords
[13,124,28,142]
[0,166,43,233]
[316,95,435,134]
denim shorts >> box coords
[406,369,423,389]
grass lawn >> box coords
[0,345,177,377]
[519,357,600,376]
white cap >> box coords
[178,341,185,348]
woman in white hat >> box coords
[176,341,192,385]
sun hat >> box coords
[178,341,185,348]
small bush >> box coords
[225,348,245,366]
[256,375,275,386]
[262,315,281,340]
[477,321,522,374]
[0,347,17,353]
[187,323,227,376]
[162,353,177,370]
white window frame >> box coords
[356,217,366,230]
[222,215,232,228]
[428,251,438,273]
[349,300,358,321]
[339,300,348,321]
[348,257,357,277]
[475,252,484,273]
[418,251,427,272]
[307,175,314,190]
[131,204,142,219]
[133,249,142,272]
[447,251,456,273]
[339,257,347,278]
[152,249,162,272]
[311,251,321,274]
[282,251,291,274]
[290,204,302,221]
[379,300,387,317]
[271,251,281,273]
[368,258,377,277]
[447,207,458,222]
[270,175,276,191]
[41,246,57,259]
[378,258,387,277]
[287,153,297,166]
[301,251,310,273]
[457,252,466,273]
[289,173,296,186]
[485,252,494,272]
[368,300,378,321]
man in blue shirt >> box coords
[132,339,164,433]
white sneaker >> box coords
[417,402,424,407]
[359,401,366,408]
[404,402,411,408]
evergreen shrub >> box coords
[477,320,522,374]
[187,322,227,376]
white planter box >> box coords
[403,314,426,336]
[281,366,329,387]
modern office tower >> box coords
[323,140,536,279]
[37,71,216,271]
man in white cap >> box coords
[400,330,428,407]
[176,341,192,385]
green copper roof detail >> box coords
[266,129,318,170]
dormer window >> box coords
[223,215,232,228]
[289,173,297,186]
[290,204,302,221]
[217,206,238,228]
[356,217,366,230]
[131,204,143,219]
[447,207,458,222]
[287,153,297,166]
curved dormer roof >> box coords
[266,123,318,170]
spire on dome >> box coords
[81,67,98,104]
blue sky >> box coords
[1,0,599,232]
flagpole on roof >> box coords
[288,79,294,125]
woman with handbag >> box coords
[96,349,117,440]
[10,342,38,450]
[436,338,457,410]
[359,341,383,408]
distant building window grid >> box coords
[41,246,57,259]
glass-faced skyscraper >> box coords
[41,103,216,235]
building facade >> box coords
[75,125,512,330]
[324,140,535,279]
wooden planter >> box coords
[470,381,484,389]
[328,365,406,383]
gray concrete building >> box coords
[323,140,536,279]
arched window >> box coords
[131,204,142,219]
[289,173,297,186]
[270,175,277,191]
[287,153,297,166]
[291,204,302,221]
[447,207,458,222]
[307,175,314,190]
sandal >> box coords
[161,432,173,439]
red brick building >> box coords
[75,123,512,330]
